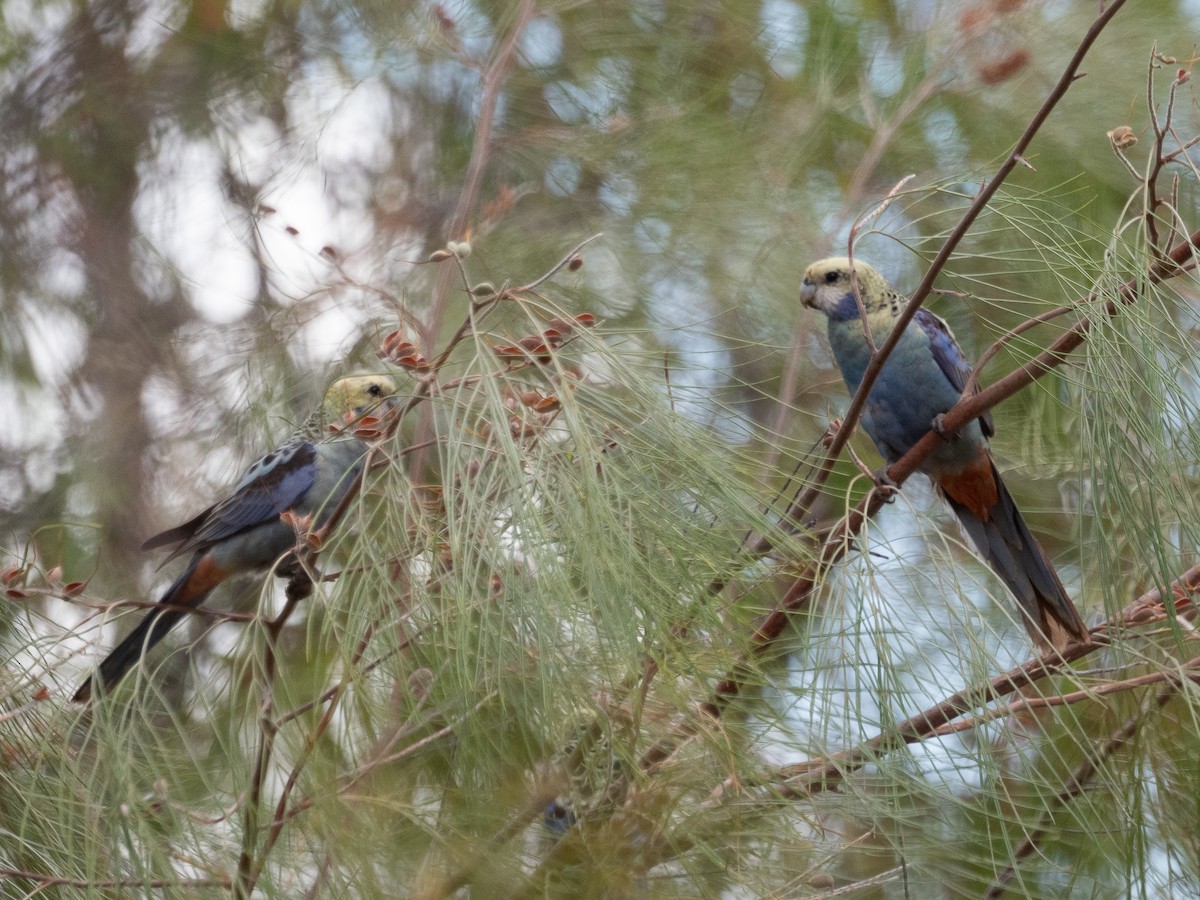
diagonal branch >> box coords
[985,678,1180,898]
[782,0,1129,532]
[422,0,538,348]
[697,222,1200,724]
[406,0,538,483]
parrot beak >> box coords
[375,393,401,426]
[343,394,401,440]
[799,274,816,308]
[352,393,399,417]
[379,394,400,424]
[374,394,400,415]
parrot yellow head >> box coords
[800,257,895,321]
[322,375,399,430]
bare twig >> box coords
[0,871,232,890]
[765,40,961,471]
[847,174,918,247]
[929,657,1200,740]
[274,695,494,836]
[234,580,310,898]
[598,567,1200,876]
[784,0,1129,536]
[273,610,423,727]
[408,0,538,481]
[701,565,1200,812]
[511,233,603,293]
[659,203,1197,757]
[252,616,372,875]
[985,679,1180,898]
[964,304,1074,395]
[423,0,538,347]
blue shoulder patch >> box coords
[914,308,994,437]
[157,439,319,558]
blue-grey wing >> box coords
[913,308,994,437]
[145,439,318,561]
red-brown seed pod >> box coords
[977,48,1030,85]
[1107,126,1137,150]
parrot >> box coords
[799,257,1088,653]
[72,375,398,702]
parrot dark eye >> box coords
[367,383,382,397]
[825,271,840,284]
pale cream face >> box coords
[324,375,400,422]
[800,257,889,318]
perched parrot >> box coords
[72,375,398,702]
[800,257,1088,652]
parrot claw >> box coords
[872,468,899,502]
[275,553,304,579]
[931,414,957,441]
[821,418,844,450]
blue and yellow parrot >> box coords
[800,257,1088,652]
[73,375,397,702]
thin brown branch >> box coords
[0,871,232,890]
[933,657,1200,737]
[273,610,422,727]
[847,174,918,249]
[423,0,537,346]
[234,582,308,898]
[985,679,1180,898]
[271,695,491,836]
[631,562,1200,874]
[1160,131,1200,164]
[964,304,1074,395]
[765,41,958,473]
[407,0,537,483]
[693,563,1199,824]
[750,566,1190,777]
[733,645,1094,809]
[636,222,1200,809]
[252,620,372,873]
[1145,47,1166,252]
[69,595,261,623]
[705,655,1200,822]
[511,233,603,293]
[783,0,1128,533]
